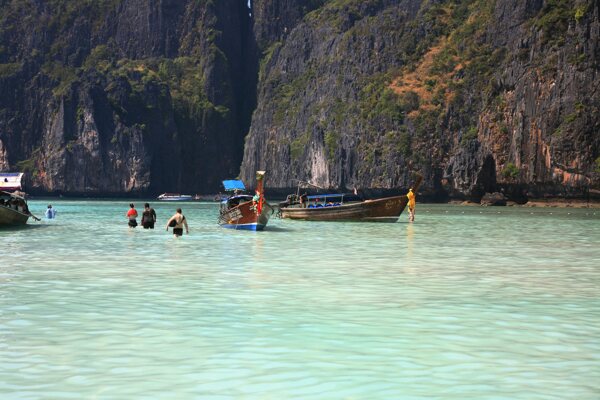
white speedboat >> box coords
[157,193,193,201]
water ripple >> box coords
[1,202,599,398]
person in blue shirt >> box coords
[45,204,57,219]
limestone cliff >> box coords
[241,0,600,201]
[0,0,598,201]
[0,0,254,194]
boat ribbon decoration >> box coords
[254,171,266,215]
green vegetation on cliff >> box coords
[0,0,251,194]
[243,0,598,198]
[1,0,598,198]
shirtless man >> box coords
[165,208,189,237]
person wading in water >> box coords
[407,188,416,222]
[141,203,157,229]
[166,208,189,237]
[126,203,138,228]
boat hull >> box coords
[279,195,408,222]
[0,206,30,225]
[158,196,193,201]
[219,222,268,231]
[219,201,274,231]
[158,198,192,201]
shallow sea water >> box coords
[1,200,599,399]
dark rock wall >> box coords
[251,0,326,51]
[1,0,598,200]
[0,0,254,194]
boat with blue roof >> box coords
[218,171,274,231]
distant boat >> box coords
[218,171,274,231]
[278,175,423,222]
[157,193,193,201]
[1,173,39,226]
[0,172,24,192]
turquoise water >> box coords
[1,200,599,399]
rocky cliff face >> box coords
[0,0,254,194]
[241,0,600,201]
[251,0,326,51]
[1,0,598,200]
[448,0,600,201]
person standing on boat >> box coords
[141,203,157,229]
[407,188,416,222]
[126,203,138,228]
[166,208,188,237]
[45,204,57,219]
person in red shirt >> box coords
[126,203,138,228]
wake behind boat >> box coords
[278,175,422,222]
[157,193,193,201]
[218,171,274,231]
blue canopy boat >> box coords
[218,172,274,231]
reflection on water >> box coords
[1,201,599,399]
[406,222,414,259]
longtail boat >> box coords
[278,175,422,222]
[0,173,39,226]
[218,171,274,231]
[0,191,32,225]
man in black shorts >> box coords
[165,208,189,237]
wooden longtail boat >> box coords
[279,175,422,222]
[218,171,274,231]
[0,191,32,225]
[0,173,40,226]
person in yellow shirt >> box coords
[407,188,416,222]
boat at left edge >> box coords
[0,172,39,226]
[218,171,274,231]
